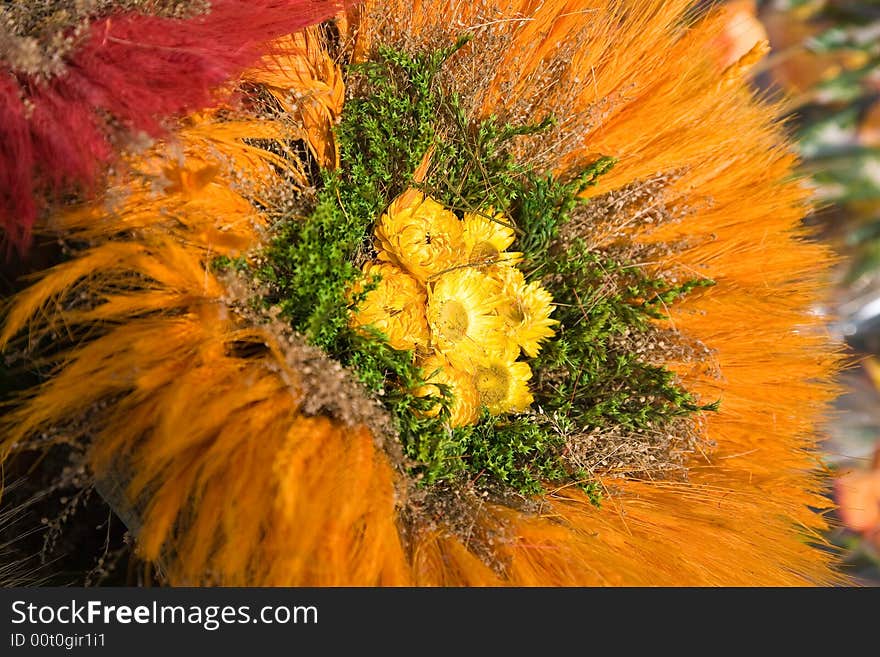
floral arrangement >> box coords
[352,190,554,426]
[0,0,846,585]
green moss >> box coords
[513,159,617,269]
[210,255,249,273]
[533,242,718,430]
[243,39,715,501]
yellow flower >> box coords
[350,262,430,352]
[461,209,521,268]
[491,267,557,357]
[426,268,507,367]
[415,353,479,427]
[473,351,534,415]
[375,189,464,283]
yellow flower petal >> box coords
[491,266,557,357]
[473,355,534,415]
[415,353,480,427]
[426,268,508,367]
[350,262,430,352]
[461,209,521,268]
[375,189,464,283]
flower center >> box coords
[474,363,510,406]
[437,299,470,341]
[503,299,526,326]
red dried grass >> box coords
[0,0,346,251]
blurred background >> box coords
[716,0,880,585]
